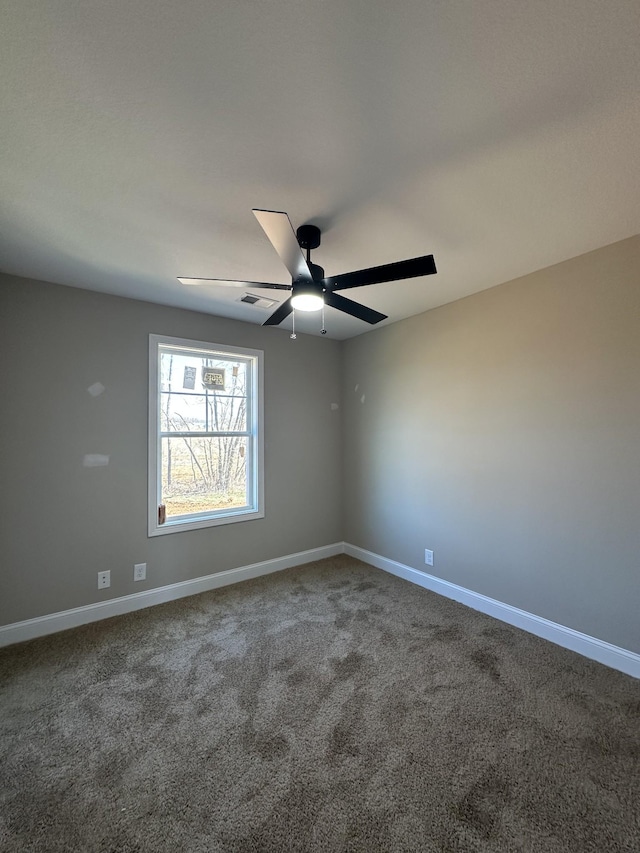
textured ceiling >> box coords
[1,0,639,339]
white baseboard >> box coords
[4,541,638,680]
[0,543,343,648]
[345,543,640,680]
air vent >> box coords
[237,293,277,310]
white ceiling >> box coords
[1,1,639,339]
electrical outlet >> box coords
[134,562,146,582]
[97,570,111,589]
[424,549,434,567]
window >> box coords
[148,334,264,536]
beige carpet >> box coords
[1,555,639,852]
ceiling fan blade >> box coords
[178,277,291,291]
[252,209,313,283]
[324,291,387,324]
[263,296,294,326]
[323,254,437,291]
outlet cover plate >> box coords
[134,563,147,582]
[97,570,111,589]
[424,549,434,567]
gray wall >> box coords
[3,236,639,654]
[0,275,343,625]
[342,236,640,653]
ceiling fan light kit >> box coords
[290,282,324,312]
[178,209,437,334]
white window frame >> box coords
[148,334,264,537]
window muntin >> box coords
[149,335,264,536]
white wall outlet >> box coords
[97,570,111,589]
[424,549,434,567]
[133,562,146,582]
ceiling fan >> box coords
[178,209,437,329]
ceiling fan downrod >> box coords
[296,223,324,281]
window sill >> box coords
[148,507,265,537]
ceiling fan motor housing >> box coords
[308,262,325,282]
[292,279,324,299]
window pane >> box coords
[161,393,206,432]
[160,350,248,433]
[161,392,247,434]
[161,436,250,517]
[160,350,247,397]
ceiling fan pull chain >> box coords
[321,302,327,335]
[290,308,297,340]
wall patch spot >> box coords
[87,382,105,397]
[83,454,110,467]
